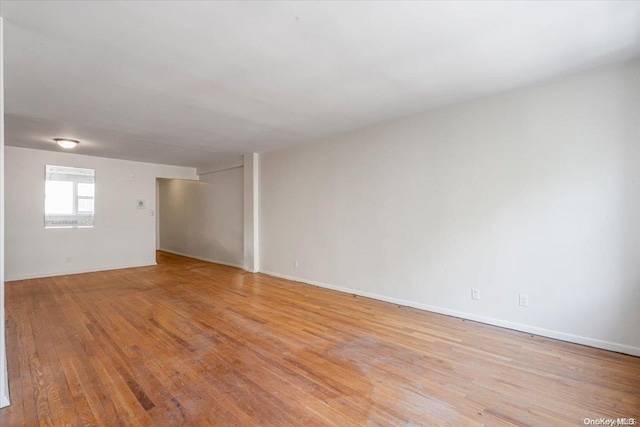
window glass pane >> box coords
[78,183,95,197]
[77,198,94,213]
[45,181,74,214]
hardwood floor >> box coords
[1,251,638,426]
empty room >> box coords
[0,1,639,426]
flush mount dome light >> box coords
[54,138,80,149]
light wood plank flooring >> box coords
[1,251,638,426]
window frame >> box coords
[44,165,96,229]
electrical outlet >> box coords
[471,288,480,300]
[519,294,529,307]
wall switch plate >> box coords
[519,294,529,307]
[471,288,480,300]
[294,260,299,270]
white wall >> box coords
[260,59,640,355]
[243,153,259,273]
[4,147,197,281]
[158,166,244,268]
[0,17,10,409]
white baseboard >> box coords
[158,248,244,269]
[0,392,9,408]
[1,360,8,408]
[260,270,640,357]
[5,262,157,282]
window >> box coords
[45,165,95,228]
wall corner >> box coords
[243,153,259,273]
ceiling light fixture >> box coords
[54,138,80,149]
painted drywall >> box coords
[4,2,640,168]
[158,166,244,268]
[197,155,244,176]
[4,147,197,281]
[1,17,10,409]
[260,59,640,355]
[244,153,259,273]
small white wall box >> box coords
[137,199,145,209]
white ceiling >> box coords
[2,1,640,168]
